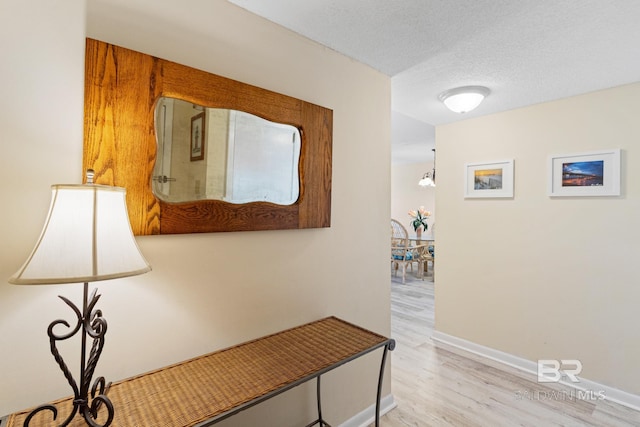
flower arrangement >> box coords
[408,206,431,232]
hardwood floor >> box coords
[372,269,640,426]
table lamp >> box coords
[9,170,151,427]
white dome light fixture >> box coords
[439,86,490,113]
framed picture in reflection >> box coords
[190,112,205,161]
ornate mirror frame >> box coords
[83,38,332,235]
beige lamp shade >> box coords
[9,183,151,285]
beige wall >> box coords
[0,1,392,423]
[391,161,436,236]
[436,82,640,395]
[0,0,88,412]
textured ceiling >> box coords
[227,0,640,163]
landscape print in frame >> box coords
[465,159,514,198]
[548,149,620,197]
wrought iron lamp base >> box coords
[24,283,114,427]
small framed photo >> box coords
[548,149,620,197]
[465,159,514,198]
[190,112,205,161]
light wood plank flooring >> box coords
[373,269,640,426]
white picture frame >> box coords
[464,159,514,198]
[548,149,620,197]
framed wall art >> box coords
[548,149,620,197]
[464,159,514,198]
[190,112,205,161]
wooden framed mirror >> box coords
[83,38,332,235]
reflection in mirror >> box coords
[153,97,301,205]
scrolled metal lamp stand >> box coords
[24,283,114,427]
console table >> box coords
[2,316,395,427]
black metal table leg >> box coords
[375,340,396,427]
[316,376,325,426]
[304,376,330,427]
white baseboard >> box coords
[338,394,396,427]
[431,330,640,412]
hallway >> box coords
[373,272,640,426]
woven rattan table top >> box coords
[5,316,391,427]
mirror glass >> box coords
[153,97,301,205]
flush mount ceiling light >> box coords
[438,86,490,113]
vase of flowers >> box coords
[408,206,430,238]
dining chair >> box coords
[391,219,425,283]
[417,242,435,279]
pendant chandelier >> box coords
[418,148,436,187]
